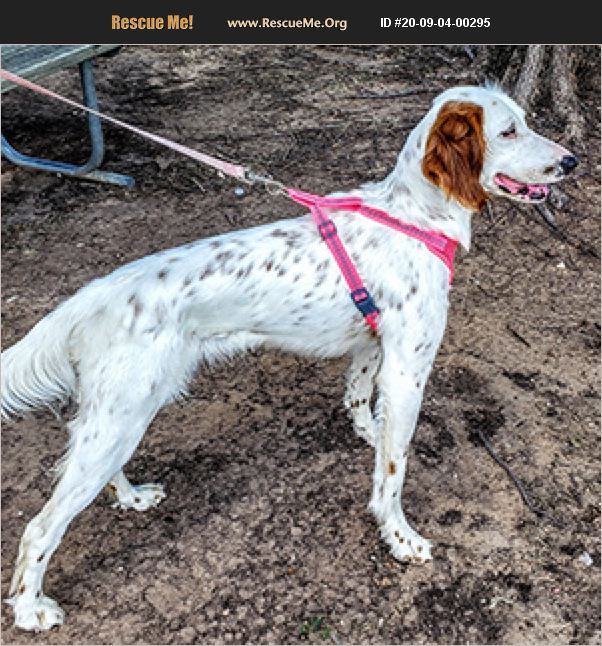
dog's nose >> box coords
[560,155,578,174]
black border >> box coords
[0,3,599,44]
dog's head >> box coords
[422,86,577,212]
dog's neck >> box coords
[358,124,474,251]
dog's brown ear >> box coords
[422,101,488,212]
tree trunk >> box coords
[551,45,585,145]
[513,45,547,111]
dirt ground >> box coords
[1,45,600,645]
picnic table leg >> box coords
[1,59,135,187]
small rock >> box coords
[177,627,196,643]
[234,186,245,197]
[578,551,593,567]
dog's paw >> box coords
[7,594,64,631]
[381,521,433,564]
[112,483,166,512]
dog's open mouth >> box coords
[494,173,550,202]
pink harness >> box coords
[287,189,457,332]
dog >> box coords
[1,84,577,631]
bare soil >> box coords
[1,45,600,645]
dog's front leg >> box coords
[369,339,434,563]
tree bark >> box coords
[551,45,585,145]
[513,45,547,111]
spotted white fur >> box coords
[1,85,575,631]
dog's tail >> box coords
[1,297,80,420]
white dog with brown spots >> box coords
[1,85,577,631]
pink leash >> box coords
[0,69,247,182]
[0,68,458,332]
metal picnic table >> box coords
[1,45,134,186]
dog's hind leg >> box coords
[6,415,153,630]
[107,469,166,512]
[344,344,381,447]
[6,343,180,631]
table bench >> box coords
[1,45,134,187]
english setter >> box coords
[1,85,577,631]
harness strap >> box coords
[288,189,380,331]
[287,188,458,332]
[355,204,458,284]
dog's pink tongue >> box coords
[496,174,524,193]
[496,173,550,198]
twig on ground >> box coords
[512,202,600,261]
[474,427,563,527]
[506,324,531,348]
[534,202,557,228]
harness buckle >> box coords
[317,220,337,240]
[350,288,380,318]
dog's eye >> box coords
[500,124,517,138]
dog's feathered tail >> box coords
[1,299,79,420]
